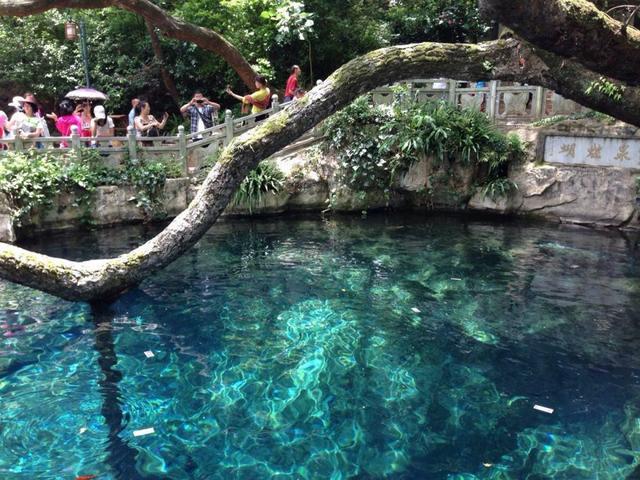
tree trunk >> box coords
[1,39,639,303]
[145,20,181,107]
[479,0,640,86]
[0,0,257,89]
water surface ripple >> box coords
[1,214,640,479]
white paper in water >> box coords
[533,404,554,414]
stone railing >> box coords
[0,96,291,176]
[370,79,585,122]
[0,82,586,175]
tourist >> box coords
[226,76,271,116]
[294,88,306,100]
[17,94,44,145]
[49,99,82,148]
[23,92,50,138]
[128,97,140,128]
[6,96,26,137]
[91,105,115,147]
[180,91,220,138]
[0,110,7,150]
[284,65,301,102]
[134,100,168,144]
[78,101,93,139]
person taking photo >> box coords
[180,91,220,139]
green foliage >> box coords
[0,150,64,224]
[386,0,490,44]
[0,1,489,115]
[585,77,626,102]
[0,149,173,225]
[233,161,285,213]
[0,12,82,100]
[481,177,518,200]
[532,110,615,127]
[123,158,169,216]
[323,97,525,197]
[322,96,394,192]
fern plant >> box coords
[233,162,285,213]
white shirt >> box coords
[91,116,115,137]
[196,107,205,138]
[8,111,26,135]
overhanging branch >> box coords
[479,0,640,86]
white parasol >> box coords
[65,87,108,101]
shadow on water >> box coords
[91,302,146,480]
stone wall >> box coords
[3,178,192,241]
[468,119,640,228]
[2,118,639,243]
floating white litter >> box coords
[451,277,462,281]
[411,307,421,313]
[144,351,155,358]
[533,404,554,414]
[79,427,87,434]
[482,463,493,468]
[133,427,155,437]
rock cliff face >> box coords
[468,163,637,227]
[468,119,640,228]
[1,119,638,243]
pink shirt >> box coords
[56,115,82,148]
[0,111,6,139]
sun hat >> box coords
[8,96,25,108]
[22,94,38,108]
[94,105,106,120]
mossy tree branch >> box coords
[1,39,640,302]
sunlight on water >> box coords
[1,214,640,479]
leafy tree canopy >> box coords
[0,0,490,114]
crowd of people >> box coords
[0,65,308,150]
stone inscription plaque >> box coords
[545,135,640,169]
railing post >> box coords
[224,109,234,146]
[535,86,545,119]
[127,125,138,161]
[448,79,457,105]
[13,130,24,152]
[177,125,188,176]
[271,94,280,114]
[70,125,81,156]
[488,80,499,121]
[407,81,415,104]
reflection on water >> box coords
[1,213,640,479]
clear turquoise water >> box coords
[1,214,640,479]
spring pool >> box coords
[1,214,640,479]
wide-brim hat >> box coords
[8,96,25,108]
[23,94,38,107]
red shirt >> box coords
[285,74,298,98]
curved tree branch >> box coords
[0,0,257,88]
[0,39,639,302]
[479,0,640,86]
